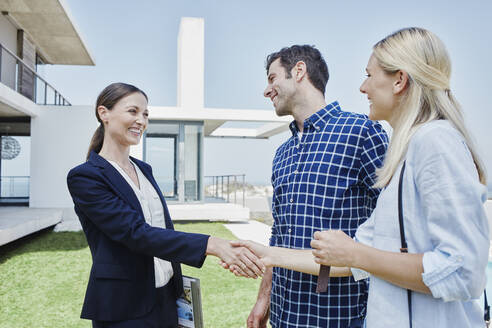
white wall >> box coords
[30,105,97,207]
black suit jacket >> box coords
[67,151,209,321]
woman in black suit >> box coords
[67,82,264,328]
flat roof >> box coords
[0,0,95,65]
[149,106,291,138]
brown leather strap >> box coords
[316,265,331,293]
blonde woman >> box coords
[232,28,489,327]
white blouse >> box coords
[108,159,174,288]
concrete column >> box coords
[199,126,204,202]
[177,123,185,202]
[177,17,204,109]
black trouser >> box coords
[92,283,178,328]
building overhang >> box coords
[0,82,39,117]
[0,0,95,65]
[149,106,291,139]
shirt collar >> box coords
[289,101,341,136]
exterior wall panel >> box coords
[30,106,96,207]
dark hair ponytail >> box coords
[87,124,105,159]
[86,82,148,160]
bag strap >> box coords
[485,289,490,327]
[397,161,412,328]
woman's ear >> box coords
[393,70,409,94]
[97,105,109,124]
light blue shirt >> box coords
[354,120,489,328]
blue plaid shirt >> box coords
[269,101,388,328]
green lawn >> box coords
[0,223,262,328]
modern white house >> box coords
[0,0,290,245]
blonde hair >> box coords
[372,27,486,188]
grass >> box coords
[0,223,262,328]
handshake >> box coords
[206,237,270,279]
[206,230,359,278]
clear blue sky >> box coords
[44,0,492,186]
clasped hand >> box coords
[221,240,270,278]
[207,236,266,278]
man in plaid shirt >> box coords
[247,45,388,328]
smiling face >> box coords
[360,54,400,124]
[263,58,297,116]
[99,92,149,147]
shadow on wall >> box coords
[0,227,88,264]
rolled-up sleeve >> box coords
[416,135,489,302]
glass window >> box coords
[145,136,177,198]
[144,121,203,202]
[184,125,202,201]
[145,122,180,199]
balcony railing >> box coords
[0,43,70,106]
[0,176,29,198]
[205,174,246,207]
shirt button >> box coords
[288,228,292,233]
[315,126,320,131]
[289,198,294,203]
[294,170,298,174]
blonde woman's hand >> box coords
[310,230,358,267]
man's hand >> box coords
[247,295,270,328]
[247,267,272,328]
[206,236,265,278]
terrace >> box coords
[0,42,70,107]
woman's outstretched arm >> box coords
[229,240,351,277]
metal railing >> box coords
[205,174,246,207]
[0,43,70,106]
[0,176,29,198]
